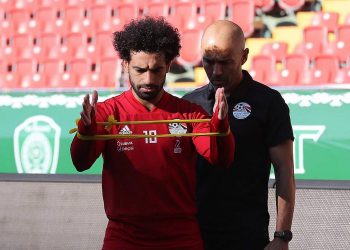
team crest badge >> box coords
[232,102,251,119]
[168,123,187,135]
[13,115,61,174]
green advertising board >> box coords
[1,88,349,180]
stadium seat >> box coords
[294,25,327,60]
[228,0,255,37]
[272,26,303,53]
[112,2,139,28]
[88,31,116,63]
[0,60,12,88]
[12,59,40,88]
[324,25,350,63]
[177,28,203,69]
[311,54,340,84]
[278,0,305,12]
[61,32,88,60]
[311,12,339,33]
[254,0,275,13]
[244,37,273,70]
[279,53,311,85]
[58,6,86,35]
[261,42,288,63]
[34,33,62,61]
[38,59,65,88]
[144,1,170,17]
[4,9,31,35]
[171,1,198,32]
[92,57,122,87]
[86,4,113,35]
[335,66,350,84]
[249,54,278,85]
[32,7,59,35]
[198,1,226,29]
[8,34,34,61]
[322,0,350,24]
[64,59,92,88]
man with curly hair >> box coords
[70,17,235,250]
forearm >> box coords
[275,167,295,231]
[209,109,235,167]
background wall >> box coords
[1,179,349,250]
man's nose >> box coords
[144,71,154,84]
[213,63,223,76]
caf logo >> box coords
[13,115,61,174]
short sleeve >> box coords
[265,91,294,147]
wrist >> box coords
[274,230,293,242]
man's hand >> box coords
[264,238,289,250]
[80,90,98,126]
[213,87,228,120]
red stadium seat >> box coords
[261,42,288,62]
[335,66,350,84]
[311,54,340,84]
[311,12,339,33]
[12,59,40,88]
[0,60,12,89]
[38,59,65,88]
[8,34,34,61]
[3,9,31,35]
[254,0,275,13]
[198,1,226,29]
[64,59,92,88]
[112,2,139,28]
[88,31,116,62]
[280,53,311,84]
[34,33,62,61]
[32,7,59,35]
[278,0,305,12]
[177,28,203,68]
[171,1,198,31]
[61,32,88,60]
[58,6,86,35]
[86,4,113,35]
[324,25,350,63]
[92,57,122,87]
[295,25,328,60]
[144,2,170,17]
[249,54,278,85]
[228,0,255,37]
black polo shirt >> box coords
[183,70,294,234]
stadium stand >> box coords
[0,0,349,89]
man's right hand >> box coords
[80,90,98,126]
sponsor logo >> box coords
[232,102,251,119]
[119,125,132,135]
[13,115,61,174]
[168,123,187,135]
[116,140,134,152]
[174,139,182,154]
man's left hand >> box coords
[264,238,289,250]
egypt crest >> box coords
[232,102,251,119]
[14,115,61,174]
[168,122,187,135]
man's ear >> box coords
[166,61,172,73]
[241,48,249,65]
[122,60,129,73]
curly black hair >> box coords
[113,16,181,63]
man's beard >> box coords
[129,76,165,101]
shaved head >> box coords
[201,20,245,55]
[201,20,248,94]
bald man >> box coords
[183,21,295,250]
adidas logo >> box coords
[119,125,132,135]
